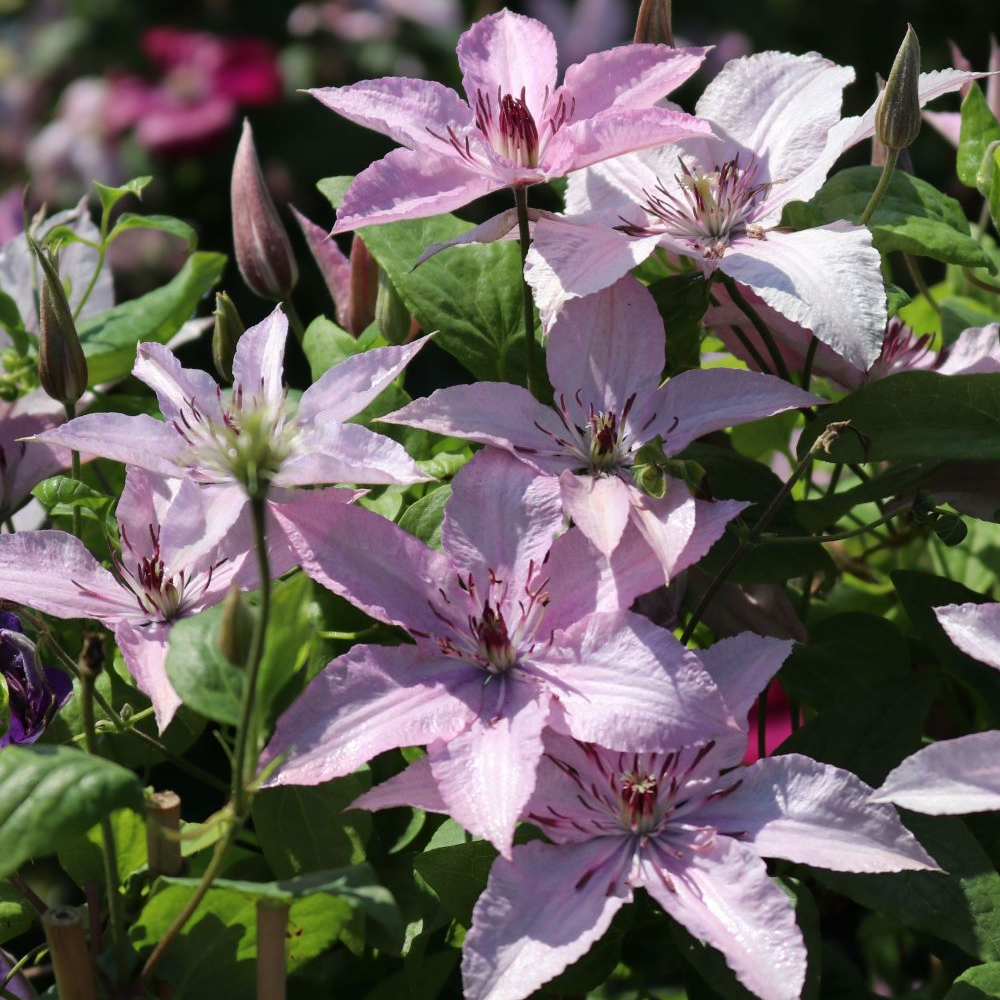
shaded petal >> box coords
[696,754,939,871]
[531,609,735,750]
[333,147,499,235]
[457,10,557,122]
[352,755,447,813]
[652,366,823,453]
[298,337,430,425]
[872,731,1000,815]
[261,643,482,786]
[308,77,473,149]
[562,44,708,118]
[271,492,449,635]
[442,449,564,599]
[462,837,632,1000]
[428,680,551,856]
[415,208,521,266]
[559,472,630,557]
[134,342,225,426]
[291,205,351,314]
[935,601,1000,671]
[114,620,180,733]
[232,305,288,409]
[696,632,795,722]
[922,109,961,147]
[639,835,806,1000]
[936,323,1000,375]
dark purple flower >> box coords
[0,611,72,747]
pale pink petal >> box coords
[524,218,661,329]
[564,144,670,221]
[0,529,136,621]
[696,632,795,723]
[307,77,473,150]
[936,323,1000,375]
[298,336,430,425]
[134,342,225,426]
[442,449,563,601]
[562,44,708,118]
[114,620,181,733]
[695,754,939,872]
[333,147,500,235]
[456,10,557,122]
[231,305,288,409]
[261,643,482,787]
[291,205,352,314]
[545,274,664,415]
[428,681,551,856]
[352,755,447,813]
[935,601,1000,671]
[414,208,523,266]
[558,471,630,556]
[462,837,632,1000]
[382,383,570,475]
[31,413,186,476]
[872,731,1000,815]
[651,366,822,454]
[922,109,962,147]
[638,835,806,1000]
[673,496,750,577]
[719,224,887,371]
[530,609,735,750]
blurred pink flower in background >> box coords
[288,0,460,41]
[924,36,1000,147]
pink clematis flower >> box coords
[935,601,1000,672]
[525,51,988,367]
[383,276,820,577]
[32,306,430,532]
[263,448,740,856]
[315,8,713,234]
[923,36,1000,147]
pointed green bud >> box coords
[211,292,244,384]
[634,0,673,46]
[876,25,921,151]
[218,585,257,667]
[231,119,299,302]
[375,270,412,345]
[347,234,378,337]
[30,238,88,406]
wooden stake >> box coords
[42,906,97,1000]
[256,899,289,1000]
[146,791,183,878]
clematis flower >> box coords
[315,8,713,234]
[383,276,819,577]
[32,305,430,523]
[263,448,740,856]
[0,611,72,746]
[525,51,988,366]
[935,601,1000,671]
[923,36,1000,147]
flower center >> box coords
[874,318,935,375]
[475,87,540,168]
[470,601,517,673]
[620,770,660,833]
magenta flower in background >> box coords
[923,36,1000,147]
[384,276,819,577]
[314,8,713,234]
[263,448,739,855]
[0,611,72,747]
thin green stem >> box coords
[80,667,127,983]
[513,185,538,399]
[761,508,901,544]
[8,873,46,914]
[963,267,1000,296]
[858,149,898,227]
[72,203,111,323]
[282,298,306,345]
[723,277,792,383]
[64,401,82,539]
[0,944,46,995]
[801,336,819,393]
[904,253,940,315]
[727,324,773,375]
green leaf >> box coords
[413,838,498,927]
[797,373,1000,464]
[945,963,1000,998]
[106,213,198,252]
[252,773,373,878]
[816,812,1000,962]
[164,604,244,727]
[809,167,995,272]
[31,475,113,512]
[416,451,467,481]
[93,176,152,214]
[0,745,143,878]
[77,251,225,384]
[57,807,147,888]
[319,178,527,383]
[302,316,362,380]
[398,485,451,548]
[0,879,34,945]
[0,290,28,354]
[959,85,1000,189]
[988,145,1000,229]
[647,273,709,375]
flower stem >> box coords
[858,149,898,227]
[722,277,792,384]
[513,185,539,398]
[64,401,82,539]
[0,942,45,996]
[282,297,306,346]
[727,324,773,376]
[72,201,111,323]
[904,253,940,314]
[8,873,46,914]
[801,336,819,392]
[760,508,902,544]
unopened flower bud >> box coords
[31,239,88,406]
[218,585,256,667]
[212,292,244,384]
[375,271,411,344]
[871,74,914,172]
[347,235,378,336]
[876,25,921,151]
[231,119,298,302]
[634,0,673,46]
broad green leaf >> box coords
[106,213,198,252]
[816,813,1000,962]
[945,963,1000,998]
[959,85,1000,189]
[797,373,1000,464]
[302,315,361,380]
[258,573,321,719]
[31,476,112,512]
[0,290,28,354]
[93,176,152,214]
[77,251,225,384]
[647,273,708,375]
[252,773,373,878]
[398,485,451,548]
[319,176,527,384]
[809,167,995,272]
[0,745,143,877]
[413,838,498,927]
[57,807,147,888]
[0,879,34,945]
[164,604,244,727]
